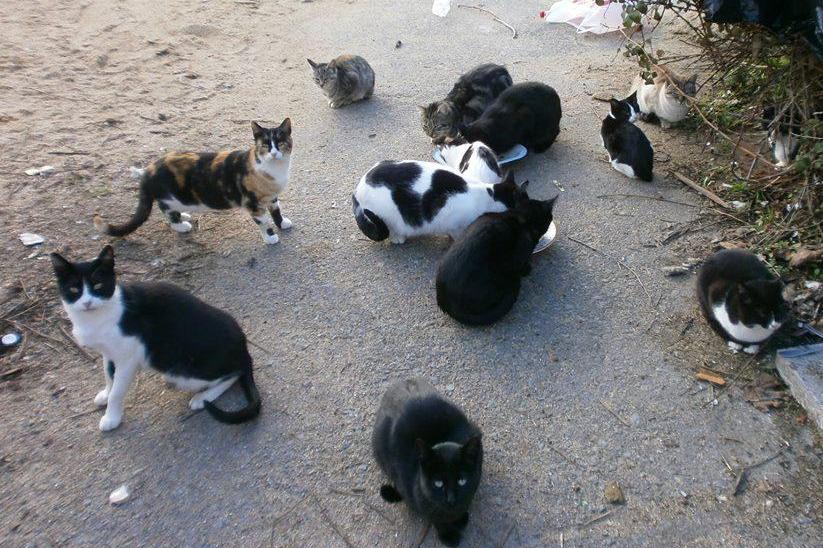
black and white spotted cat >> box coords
[697,249,789,354]
[51,246,261,431]
[351,161,523,243]
[601,98,654,182]
[372,378,483,546]
[439,141,502,184]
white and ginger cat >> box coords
[629,66,697,128]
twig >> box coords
[411,523,430,548]
[547,443,580,468]
[671,171,732,210]
[0,367,24,379]
[247,338,273,356]
[328,488,395,525]
[58,325,96,361]
[11,321,69,349]
[596,193,698,208]
[567,235,653,304]
[313,495,355,548]
[580,509,614,528]
[560,532,564,548]
[599,400,631,427]
[731,444,789,497]
[48,150,91,156]
[499,523,516,548]
[67,407,101,419]
[457,4,517,38]
[270,494,309,547]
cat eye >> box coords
[93,283,104,291]
[69,287,80,294]
[433,480,444,489]
[457,478,467,486]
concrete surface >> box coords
[777,344,823,430]
[0,1,821,547]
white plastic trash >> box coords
[432,0,451,17]
[543,0,629,35]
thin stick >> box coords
[599,400,631,427]
[12,321,68,349]
[671,172,732,209]
[580,509,614,528]
[68,407,101,419]
[596,193,698,208]
[48,150,91,156]
[411,523,431,548]
[560,532,564,548]
[58,325,96,361]
[567,235,653,304]
[0,367,23,379]
[499,523,516,548]
[270,494,309,547]
[547,443,580,468]
[313,495,355,548]
[247,338,273,355]
[457,4,517,38]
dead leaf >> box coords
[789,248,823,268]
[743,373,790,412]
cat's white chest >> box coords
[712,303,781,343]
[254,155,291,191]
[65,294,144,362]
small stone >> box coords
[109,484,130,505]
[445,383,455,392]
[604,481,625,504]
[395,40,402,48]
[19,233,45,246]
[24,165,55,176]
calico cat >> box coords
[95,119,293,244]
[601,98,654,182]
[763,106,802,167]
[51,246,261,431]
[372,378,483,547]
[351,163,523,244]
[629,66,697,128]
[697,249,789,354]
[436,186,556,326]
[420,63,513,144]
[460,82,562,154]
[438,140,502,184]
[307,55,375,108]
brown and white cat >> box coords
[629,66,697,128]
[95,119,293,244]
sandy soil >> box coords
[1,1,821,546]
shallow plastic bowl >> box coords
[432,144,528,166]
[533,221,557,254]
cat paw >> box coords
[436,529,461,547]
[328,100,338,108]
[743,344,760,355]
[179,212,192,222]
[727,341,743,353]
[99,412,122,431]
[171,221,193,233]
[379,484,403,503]
[263,232,280,245]
[94,389,110,407]
[278,217,293,230]
[660,120,673,129]
[189,393,207,410]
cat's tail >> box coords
[94,185,154,237]
[204,369,261,424]
[352,195,389,241]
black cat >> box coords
[697,249,789,354]
[601,98,654,182]
[436,185,556,326]
[52,246,261,431]
[372,378,483,546]
[460,82,562,154]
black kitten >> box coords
[436,184,556,326]
[52,246,261,431]
[601,98,654,182]
[460,82,562,154]
[372,378,483,547]
[421,63,513,144]
[697,249,789,354]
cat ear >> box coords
[96,245,115,269]
[519,179,530,195]
[251,121,264,140]
[307,58,318,69]
[50,253,73,277]
[462,435,482,462]
[544,195,558,213]
[278,118,292,135]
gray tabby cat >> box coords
[307,55,375,108]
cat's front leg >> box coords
[269,199,293,230]
[99,360,139,431]
[250,208,279,245]
[94,358,115,407]
[743,344,760,355]
[660,119,673,129]
[727,340,742,353]
[435,522,463,547]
